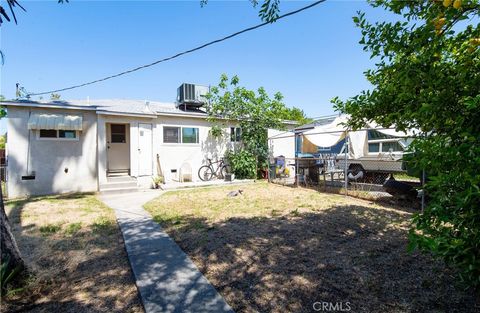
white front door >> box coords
[138,123,153,176]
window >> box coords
[38,129,78,140]
[230,127,241,142]
[368,143,380,153]
[381,141,403,152]
[59,130,76,139]
[164,126,180,143]
[163,126,199,144]
[368,130,395,140]
[182,127,199,144]
[39,129,57,138]
[111,124,126,143]
[367,130,404,153]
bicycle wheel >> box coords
[198,165,214,181]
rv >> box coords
[296,115,415,183]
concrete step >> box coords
[106,176,137,183]
[100,175,139,195]
[100,187,140,195]
[100,181,138,190]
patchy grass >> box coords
[2,193,143,313]
[145,181,478,313]
[39,224,61,235]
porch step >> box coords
[100,176,139,195]
[105,176,137,183]
[107,170,130,177]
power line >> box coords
[27,0,326,97]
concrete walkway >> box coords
[100,190,234,313]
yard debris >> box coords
[227,189,243,197]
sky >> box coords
[0,0,396,133]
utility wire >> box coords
[27,0,326,97]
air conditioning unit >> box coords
[177,83,209,109]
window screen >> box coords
[182,127,199,143]
[164,127,180,143]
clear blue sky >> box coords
[0,0,396,133]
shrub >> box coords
[225,149,256,179]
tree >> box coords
[278,106,312,126]
[206,74,295,177]
[333,0,480,291]
[0,94,24,293]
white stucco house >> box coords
[2,87,262,197]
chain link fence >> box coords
[268,127,424,206]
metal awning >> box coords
[27,113,83,131]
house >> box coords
[2,84,251,198]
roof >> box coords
[295,114,338,131]
[1,99,208,118]
[1,99,300,125]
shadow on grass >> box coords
[3,193,143,313]
[155,204,477,313]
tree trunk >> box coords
[0,186,24,272]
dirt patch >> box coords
[145,182,478,313]
[2,193,143,313]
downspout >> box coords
[26,109,31,175]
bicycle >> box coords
[198,158,230,181]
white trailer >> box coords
[301,115,415,183]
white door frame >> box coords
[138,123,153,176]
[106,123,130,173]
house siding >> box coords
[7,107,98,197]
[6,104,247,196]
[154,116,235,183]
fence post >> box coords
[344,131,349,196]
[421,168,426,212]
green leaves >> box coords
[206,74,305,174]
[336,0,480,291]
[225,150,256,179]
[259,0,280,23]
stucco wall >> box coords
[154,116,236,183]
[7,107,98,197]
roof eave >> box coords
[1,101,97,111]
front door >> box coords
[107,123,130,172]
[138,123,153,176]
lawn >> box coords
[144,181,477,313]
[2,193,143,313]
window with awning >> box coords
[27,113,83,131]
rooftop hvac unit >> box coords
[177,83,209,109]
